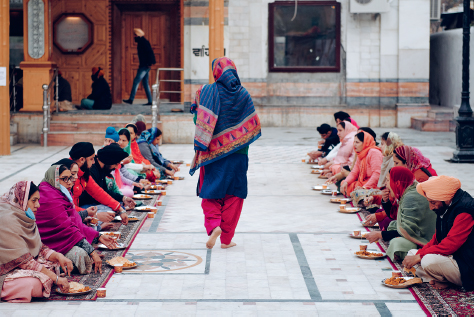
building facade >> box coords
[10,0,431,131]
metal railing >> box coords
[42,68,59,147]
[152,68,184,128]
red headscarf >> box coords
[394,146,431,172]
[356,131,381,182]
[389,166,415,200]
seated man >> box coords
[403,176,474,291]
[69,142,129,227]
[308,124,340,163]
[79,144,135,223]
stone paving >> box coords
[0,127,469,316]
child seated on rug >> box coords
[403,176,474,291]
[365,167,436,261]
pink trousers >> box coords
[202,195,244,245]
[1,277,44,302]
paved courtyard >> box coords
[0,127,469,316]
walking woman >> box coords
[190,57,261,249]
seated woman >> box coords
[80,67,112,110]
[366,167,436,261]
[0,181,72,302]
[340,131,383,197]
[393,145,437,182]
[35,165,116,275]
[126,123,160,182]
[137,128,178,178]
[51,158,100,225]
[363,133,403,226]
[329,121,357,175]
[114,128,150,196]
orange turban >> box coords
[416,176,461,202]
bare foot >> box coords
[206,227,222,249]
[221,241,237,249]
[429,280,449,290]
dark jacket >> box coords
[321,127,340,156]
[87,76,112,110]
[137,37,156,68]
[56,76,72,102]
[437,189,474,291]
[79,158,123,207]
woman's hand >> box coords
[56,277,70,292]
[86,206,97,217]
[54,252,73,276]
[168,163,179,172]
[153,170,161,178]
[319,158,328,165]
[340,181,348,195]
[365,231,382,244]
[365,214,377,226]
[122,196,136,209]
[99,235,118,249]
[327,175,337,185]
[100,222,113,230]
[90,251,103,274]
[139,179,150,185]
[165,169,175,176]
[363,196,374,207]
[133,182,144,189]
[121,156,133,165]
[96,212,114,223]
[381,188,390,201]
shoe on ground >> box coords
[142,102,152,106]
[123,99,133,104]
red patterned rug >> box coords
[358,210,474,316]
[47,191,164,301]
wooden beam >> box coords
[0,0,11,155]
[208,0,224,84]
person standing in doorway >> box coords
[123,28,156,106]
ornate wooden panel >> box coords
[51,0,110,104]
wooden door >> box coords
[122,12,170,101]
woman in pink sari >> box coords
[0,181,72,302]
[329,121,357,175]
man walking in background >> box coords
[123,28,156,106]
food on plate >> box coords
[404,267,417,275]
[108,257,136,268]
[128,217,138,221]
[384,277,407,285]
[102,232,120,239]
[65,282,91,293]
[355,250,384,257]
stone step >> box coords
[48,121,154,132]
[427,107,454,120]
[411,117,455,132]
[50,114,153,122]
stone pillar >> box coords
[208,0,224,84]
[0,0,11,155]
[20,0,56,112]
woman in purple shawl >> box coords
[35,165,115,274]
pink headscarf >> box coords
[332,121,357,166]
[395,146,432,172]
[0,181,31,211]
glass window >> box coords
[269,1,341,72]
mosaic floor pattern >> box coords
[124,250,206,274]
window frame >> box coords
[268,1,341,73]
